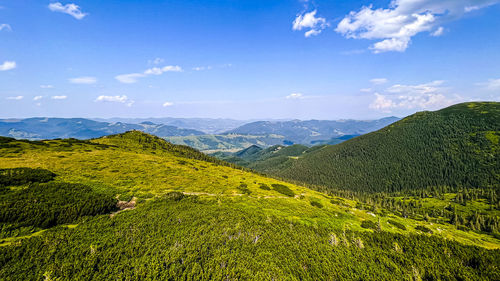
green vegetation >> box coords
[271,183,295,197]
[361,220,378,230]
[415,225,433,234]
[388,220,407,231]
[0,167,55,187]
[0,181,117,229]
[275,102,500,193]
[164,134,286,153]
[1,195,499,280]
[0,129,499,279]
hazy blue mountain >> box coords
[0,118,204,140]
[163,134,287,153]
[93,117,250,134]
[225,117,400,145]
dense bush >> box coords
[0,182,117,228]
[271,184,295,197]
[258,183,270,190]
[388,220,407,231]
[0,168,56,187]
[415,225,433,234]
[361,220,378,230]
[310,200,323,208]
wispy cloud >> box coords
[51,95,67,100]
[370,78,388,85]
[33,96,43,101]
[336,0,500,53]
[40,85,54,89]
[148,58,164,65]
[192,66,213,71]
[477,78,500,91]
[48,2,88,20]
[69,76,97,84]
[115,65,182,84]
[293,10,328,37]
[0,24,11,32]
[0,61,16,71]
[95,95,134,107]
[431,26,445,37]
[369,80,460,112]
[163,102,174,107]
[286,93,304,99]
[6,96,23,100]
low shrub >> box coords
[271,184,295,197]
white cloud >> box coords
[293,10,328,37]
[48,2,87,20]
[370,78,388,85]
[369,80,460,112]
[286,93,304,99]
[336,0,500,53]
[95,95,134,107]
[40,85,54,89]
[192,66,213,71]
[386,80,446,94]
[33,96,43,101]
[0,24,11,32]
[6,96,23,100]
[369,93,396,112]
[431,26,444,37]
[115,73,144,84]
[115,65,182,84]
[478,78,500,91]
[69,76,97,84]
[0,61,16,71]
[149,58,164,65]
[51,95,67,100]
[163,102,174,107]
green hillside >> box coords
[276,102,500,193]
[0,131,499,280]
[163,134,286,153]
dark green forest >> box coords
[275,102,499,193]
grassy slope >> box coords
[274,102,500,193]
[0,131,499,279]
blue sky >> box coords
[1,0,499,120]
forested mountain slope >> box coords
[0,131,499,280]
[212,144,313,171]
[276,102,500,193]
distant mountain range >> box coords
[225,117,400,145]
[167,117,400,151]
[93,117,249,134]
[0,118,205,140]
[0,117,400,150]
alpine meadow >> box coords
[1,1,500,280]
